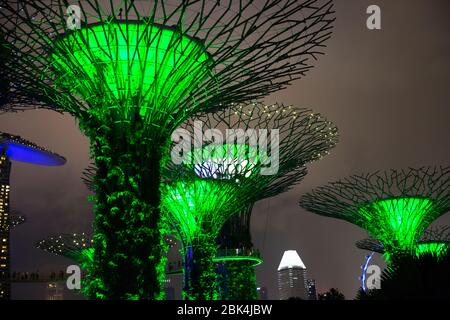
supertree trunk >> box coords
[183,234,218,300]
[84,119,167,299]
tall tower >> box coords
[307,279,317,300]
[0,132,65,299]
[277,250,309,300]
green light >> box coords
[217,260,259,300]
[214,248,263,267]
[358,197,433,252]
[52,22,213,119]
[414,242,450,259]
[185,144,260,180]
[50,22,214,299]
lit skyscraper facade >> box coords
[277,250,309,300]
[0,132,65,299]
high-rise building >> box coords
[46,282,64,300]
[0,132,65,299]
[307,279,317,300]
[257,287,268,300]
[164,278,175,300]
[0,155,11,299]
[277,250,309,300]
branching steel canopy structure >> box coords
[8,212,26,229]
[0,132,66,166]
[1,30,54,113]
[301,166,450,256]
[0,132,65,300]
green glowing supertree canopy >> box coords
[38,233,94,297]
[165,102,338,300]
[301,166,450,257]
[0,0,335,299]
[358,197,433,251]
[217,260,258,300]
[37,232,178,268]
[414,242,449,259]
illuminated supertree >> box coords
[37,233,94,270]
[9,211,26,229]
[162,147,255,300]
[0,0,335,299]
[164,102,338,300]
[300,166,450,259]
[357,227,450,292]
[355,238,385,255]
[0,132,65,299]
[1,31,44,112]
[0,211,26,298]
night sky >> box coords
[1,0,449,299]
